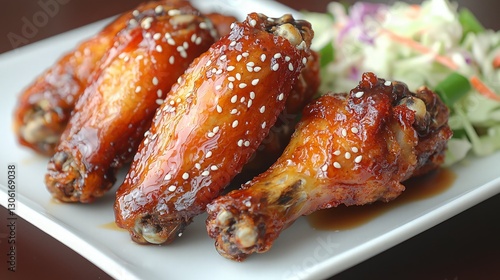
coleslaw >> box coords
[303,0,500,165]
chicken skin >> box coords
[45,0,217,203]
[114,13,314,245]
[12,0,172,156]
[206,72,452,261]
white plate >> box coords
[1,1,500,279]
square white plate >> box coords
[1,1,500,279]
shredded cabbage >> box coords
[303,0,500,165]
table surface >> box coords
[1,1,499,279]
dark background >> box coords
[1,0,499,279]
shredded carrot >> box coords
[493,54,500,69]
[405,5,421,19]
[380,29,459,70]
[470,75,500,101]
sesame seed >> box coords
[191,33,197,42]
[135,86,141,93]
[213,126,220,133]
[244,141,250,147]
[384,80,392,86]
[240,96,245,103]
[230,109,238,115]
[216,69,223,75]
[230,22,235,29]
[229,41,237,47]
[141,17,153,29]
[354,91,364,98]
[242,52,249,58]
[288,63,294,71]
[183,42,189,49]
[261,122,266,129]
[228,76,235,82]
[164,173,172,180]
[321,164,328,171]
[352,147,359,153]
[206,151,212,158]
[155,99,163,105]
[253,66,261,72]
[168,185,177,192]
[152,77,159,86]
[345,152,352,159]
[231,95,237,103]
[169,56,175,64]
[210,165,218,171]
[333,150,341,156]
[216,105,222,113]
[220,54,227,61]
[199,21,208,29]
[259,106,266,113]
[195,37,202,45]
[249,19,257,27]
[351,127,359,134]
[237,139,244,147]
[274,53,282,59]
[278,93,284,101]
[302,57,308,65]
[251,79,259,86]
[228,82,234,89]
[239,83,247,89]
[168,9,181,16]
[341,129,347,137]
[215,85,222,90]
[207,132,215,138]
[249,91,255,99]
[236,55,242,62]
[232,120,239,128]
[247,100,253,108]
[246,61,254,67]
[165,32,172,39]
[154,5,163,14]
[333,162,341,169]
[132,9,140,17]
[182,172,189,180]
[354,155,363,163]
[227,66,235,71]
[156,45,163,52]
[167,38,176,45]
[285,56,291,62]
[236,73,241,80]
[272,63,279,71]
[195,163,201,169]
[260,54,266,62]
[153,33,161,40]
[201,170,210,176]
[205,60,212,67]
[157,89,163,98]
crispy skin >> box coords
[45,0,217,203]
[114,13,314,245]
[12,1,173,156]
[243,50,320,175]
[206,72,452,261]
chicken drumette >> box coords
[206,72,452,261]
[114,13,314,245]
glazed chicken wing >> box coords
[114,13,314,245]
[12,0,170,156]
[45,0,217,203]
[206,72,452,261]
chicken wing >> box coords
[206,72,452,261]
[114,13,314,245]
[12,0,172,156]
[45,0,217,203]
